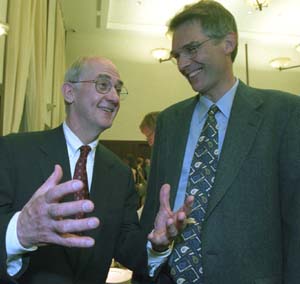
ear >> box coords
[223,32,237,56]
[62,82,74,104]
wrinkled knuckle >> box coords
[55,221,69,233]
[48,205,58,218]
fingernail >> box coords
[88,219,99,228]
[72,181,82,190]
[86,238,95,246]
[82,201,93,212]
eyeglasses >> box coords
[69,74,128,99]
[162,38,212,64]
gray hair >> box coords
[168,0,238,62]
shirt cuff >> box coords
[147,240,173,277]
[6,211,38,255]
[6,211,38,276]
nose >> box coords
[105,88,120,102]
[177,54,192,72]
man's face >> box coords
[172,21,233,100]
[67,58,121,135]
[141,126,155,147]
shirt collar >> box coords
[62,122,99,157]
[198,78,239,121]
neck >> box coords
[202,74,236,103]
[65,119,101,144]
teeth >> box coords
[99,106,113,112]
[189,69,201,78]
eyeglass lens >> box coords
[95,75,127,97]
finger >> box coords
[58,234,96,248]
[45,180,84,203]
[54,217,100,234]
[176,211,188,231]
[166,219,178,239]
[159,184,172,212]
[148,229,172,251]
[33,165,63,198]
[182,195,194,215]
[48,200,95,218]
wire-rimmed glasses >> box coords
[69,74,128,100]
[161,38,212,64]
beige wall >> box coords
[66,34,300,141]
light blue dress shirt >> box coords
[173,79,238,211]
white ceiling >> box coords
[60,0,300,70]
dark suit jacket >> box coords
[140,81,300,284]
[0,126,147,284]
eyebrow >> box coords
[170,41,204,57]
[96,74,124,86]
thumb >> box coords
[33,165,63,197]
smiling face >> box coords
[172,20,236,102]
[62,57,121,143]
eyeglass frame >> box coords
[68,74,128,99]
[160,38,213,64]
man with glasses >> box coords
[140,1,300,284]
[0,56,147,284]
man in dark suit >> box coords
[140,1,300,283]
[0,56,147,284]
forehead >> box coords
[172,20,205,50]
[81,58,121,81]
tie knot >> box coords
[208,105,219,117]
[79,145,91,158]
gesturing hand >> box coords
[148,184,194,252]
[17,165,100,248]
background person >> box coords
[139,111,160,147]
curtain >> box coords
[3,0,36,134]
[51,0,66,128]
[3,0,66,134]
[23,0,47,131]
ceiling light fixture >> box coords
[151,48,170,63]
[0,22,9,36]
[246,0,271,11]
[270,57,300,71]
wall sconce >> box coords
[246,0,271,11]
[296,44,300,53]
[151,48,170,63]
[0,22,9,36]
[270,57,300,71]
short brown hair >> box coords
[168,0,238,62]
[139,111,160,132]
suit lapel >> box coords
[206,81,264,218]
[75,143,115,274]
[86,143,114,239]
[166,96,199,208]
[37,125,71,183]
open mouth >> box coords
[188,66,204,79]
[98,106,114,113]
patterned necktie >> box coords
[73,145,91,219]
[169,105,219,284]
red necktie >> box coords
[73,145,91,219]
